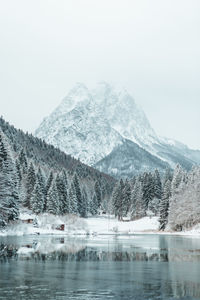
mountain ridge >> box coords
[35,82,200,178]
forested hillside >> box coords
[0,117,115,227]
[1,116,199,232]
[111,165,200,231]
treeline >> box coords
[1,116,200,232]
[0,117,116,227]
[17,150,103,218]
[112,169,164,221]
[111,165,200,231]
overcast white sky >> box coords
[0,0,200,149]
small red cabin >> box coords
[22,219,34,224]
[53,224,65,231]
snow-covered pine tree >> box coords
[61,169,68,189]
[73,174,85,217]
[0,133,7,164]
[142,172,154,212]
[30,168,45,214]
[61,170,70,214]
[68,182,78,214]
[37,167,46,196]
[0,131,19,227]
[168,166,200,231]
[56,171,69,215]
[44,170,54,212]
[163,168,173,185]
[30,180,44,214]
[94,181,101,209]
[122,179,131,217]
[159,179,171,230]
[154,170,162,200]
[101,183,106,200]
[112,179,124,221]
[46,180,60,215]
[14,158,22,201]
[15,158,22,182]
[148,170,162,215]
[81,187,88,218]
[90,192,98,215]
[166,165,186,230]
[25,162,36,208]
[130,178,145,220]
[171,164,184,195]
[18,148,28,175]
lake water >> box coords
[1,234,200,300]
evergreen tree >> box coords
[90,192,98,215]
[94,181,101,209]
[163,168,173,185]
[147,170,162,216]
[0,131,19,227]
[46,180,60,215]
[37,167,46,196]
[159,180,171,230]
[30,168,45,214]
[101,183,106,200]
[30,179,44,214]
[112,179,124,221]
[142,172,154,211]
[154,170,162,200]
[130,178,145,220]
[0,134,7,165]
[44,170,54,212]
[56,171,69,215]
[171,164,184,195]
[61,169,68,188]
[122,179,131,217]
[73,174,85,217]
[69,182,78,214]
[15,158,22,182]
[18,149,28,174]
[81,187,88,218]
[167,166,199,231]
[25,162,36,208]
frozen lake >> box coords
[1,234,200,299]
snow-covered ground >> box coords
[85,216,159,235]
[0,212,87,236]
[1,212,200,237]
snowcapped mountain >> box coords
[36,83,124,166]
[35,82,200,178]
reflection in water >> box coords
[0,235,200,299]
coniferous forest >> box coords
[0,117,115,227]
[111,165,200,231]
[0,116,200,232]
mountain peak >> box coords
[35,82,158,166]
[66,82,90,101]
[35,82,200,177]
[91,82,113,101]
[69,82,88,92]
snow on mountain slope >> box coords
[35,83,124,165]
[91,82,159,147]
[36,82,158,164]
[35,82,200,177]
[94,139,169,178]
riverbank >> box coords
[1,212,200,237]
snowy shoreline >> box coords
[1,215,200,238]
